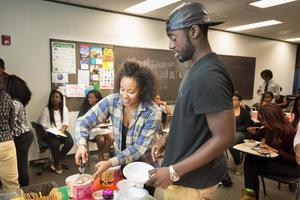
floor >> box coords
[28,153,296,200]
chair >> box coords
[260,174,300,200]
[31,121,51,175]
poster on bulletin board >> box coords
[51,41,76,74]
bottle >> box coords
[102,189,113,200]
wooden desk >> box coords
[233,143,278,158]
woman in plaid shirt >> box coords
[75,61,161,177]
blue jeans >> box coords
[229,131,247,165]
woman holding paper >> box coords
[39,89,74,174]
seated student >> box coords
[243,103,300,200]
[39,89,74,174]
[253,91,274,110]
[78,90,114,161]
[229,93,252,174]
[6,75,33,187]
[75,61,161,195]
[154,94,172,129]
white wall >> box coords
[0,0,297,159]
[209,30,296,104]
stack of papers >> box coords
[47,128,67,137]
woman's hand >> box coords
[60,125,68,133]
[92,160,112,180]
[75,144,88,165]
[151,135,167,161]
[247,127,257,134]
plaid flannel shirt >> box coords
[75,93,161,166]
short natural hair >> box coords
[233,93,243,101]
[6,75,32,106]
[261,69,273,79]
[114,61,158,103]
[0,58,5,69]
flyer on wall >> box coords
[99,68,114,89]
[51,41,76,74]
[90,46,102,65]
[80,44,90,70]
[102,48,114,69]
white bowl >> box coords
[118,187,149,200]
[123,162,154,185]
[244,139,260,147]
[117,179,136,190]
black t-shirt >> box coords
[162,53,233,189]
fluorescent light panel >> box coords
[226,20,282,32]
[124,0,181,14]
[286,37,300,42]
[249,0,296,8]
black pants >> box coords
[14,131,34,187]
[244,154,300,200]
[45,131,74,163]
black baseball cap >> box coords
[166,2,224,32]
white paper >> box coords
[58,86,66,96]
[52,42,76,74]
[78,70,90,86]
[66,84,85,97]
[47,128,67,137]
[81,63,89,70]
[52,72,68,83]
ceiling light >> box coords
[226,20,282,32]
[124,0,181,14]
[249,0,296,8]
[286,37,300,42]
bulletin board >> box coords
[50,39,114,111]
[50,39,256,111]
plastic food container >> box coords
[66,174,93,200]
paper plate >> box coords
[123,162,154,185]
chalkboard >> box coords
[220,55,256,99]
[114,47,256,101]
[50,39,256,111]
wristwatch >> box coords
[169,165,180,182]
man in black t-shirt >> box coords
[146,2,235,199]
